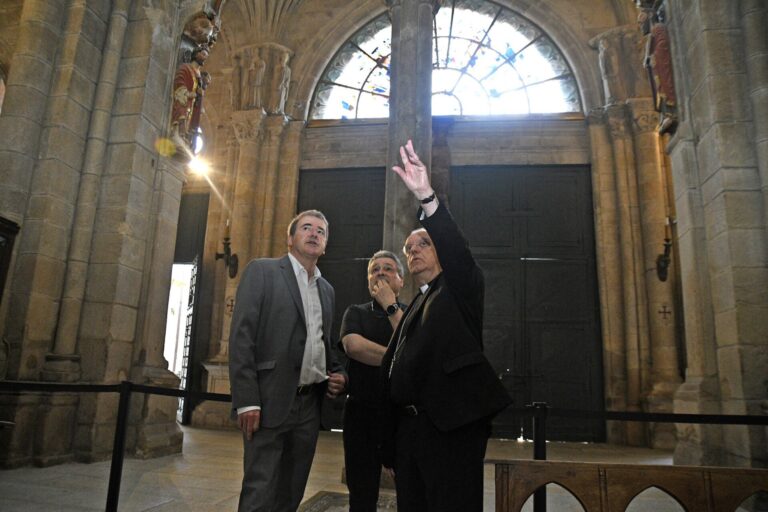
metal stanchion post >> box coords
[106,381,132,511]
[531,402,549,512]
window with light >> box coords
[310,0,581,120]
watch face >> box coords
[386,304,398,315]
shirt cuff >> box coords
[237,405,261,415]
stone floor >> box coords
[0,425,688,511]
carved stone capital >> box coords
[606,104,630,139]
[627,98,659,134]
[231,110,266,142]
[587,108,608,126]
[264,114,289,140]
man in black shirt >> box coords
[339,250,406,512]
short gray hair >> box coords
[369,250,404,277]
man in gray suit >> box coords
[229,209,347,512]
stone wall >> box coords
[0,0,192,467]
[668,0,768,467]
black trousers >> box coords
[342,399,383,512]
[394,413,490,512]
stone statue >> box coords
[266,52,291,114]
[171,44,209,146]
[640,7,677,134]
[249,50,266,109]
[598,37,620,105]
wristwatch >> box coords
[385,303,401,316]
[419,192,436,204]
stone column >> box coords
[271,120,305,255]
[606,104,649,446]
[45,0,131,383]
[383,0,437,275]
[213,110,265,362]
[0,0,67,386]
[669,123,724,465]
[251,115,288,258]
[588,109,629,444]
[0,0,66,225]
[741,0,768,231]
[628,99,681,449]
[130,158,186,457]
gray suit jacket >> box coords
[228,254,344,428]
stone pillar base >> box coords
[0,392,42,468]
[673,376,725,465]
[647,380,681,450]
[190,361,235,429]
[191,400,237,430]
[34,392,79,466]
[133,366,183,459]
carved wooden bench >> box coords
[492,459,768,511]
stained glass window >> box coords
[310,0,581,120]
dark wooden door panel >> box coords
[524,259,593,322]
[520,171,590,256]
[298,171,385,260]
[527,322,603,441]
[452,165,604,442]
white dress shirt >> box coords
[288,253,328,386]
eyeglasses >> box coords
[403,239,431,255]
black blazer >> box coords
[381,203,512,437]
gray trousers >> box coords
[238,392,321,512]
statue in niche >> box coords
[639,5,677,134]
[171,44,209,147]
[266,52,291,115]
[249,50,267,109]
[597,36,621,105]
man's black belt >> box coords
[400,404,424,416]
[297,383,320,395]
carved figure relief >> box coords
[249,50,267,109]
[171,45,210,147]
[266,50,291,115]
[639,5,677,134]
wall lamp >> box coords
[216,220,238,278]
[656,216,675,282]
[656,238,672,282]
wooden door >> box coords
[451,166,604,441]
